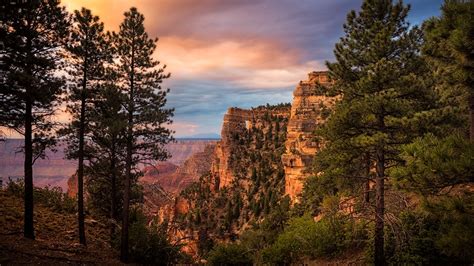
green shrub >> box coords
[122,209,184,265]
[6,178,76,213]
[6,178,24,198]
[34,186,76,213]
[207,243,252,265]
[366,205,474,265]
[262,214,351,264]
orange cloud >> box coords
[61,0,318,90]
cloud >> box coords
[58,0,443,137]
[167,121,199,135]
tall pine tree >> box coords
[322,0,436,264]
[85,81,128,233]
[0,0,69,239]
[61,7,110,246]
[113,7,174,262]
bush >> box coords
[207,243,252,265]
[6,177,24,198]
[6,178,76,213]
[262,214,351,264]
[115,209,185,265]
[35,186,76,214]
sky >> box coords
[11,0,445,138]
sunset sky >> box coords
[58,1,443,137]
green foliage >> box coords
[313,0,443,263]
[428,195,474,262]
[0,0,70,238]
[85,84,128,219]
[60,7,111,159]
[207,243,252,266]
[261,214,355,264]
[423,0,474,108]
[391,133,474,194]
[0,0,69,146]
[112,209,184,265]
[388,132,473,263]
[379,203,474,265]
[34,186,77,214]
[113,7,174,164]
[6,179,76,214]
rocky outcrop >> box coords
[141,162,179,185]
[177,144,216,180]
[212,107,290,189]
[141,144,216,194]
[165,140,218,165]
[282,71,337,202]
[211,108,251,189]
[142,183,174,222]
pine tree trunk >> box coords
[77,73,87,245]
[374,147,385,266]
[110,142,117,237]
[469,93,474,142]
[24,97,34,240]
[364,153,370,203]
[121,47,135,263]
[121,113,133,262]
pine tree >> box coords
[423,0,474,141]
[322,0,436,264]
[85,82,127,230]
[113,7,174,262]
[0,0,69,239]
[61,7,110,246]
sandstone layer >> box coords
[211,106,290,189]
[282,71,337,202]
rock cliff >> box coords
[174,103,291,256]
[282,71,337,202]
[144,71,337,258]
[212,106,290,189]
[142,144,216,194]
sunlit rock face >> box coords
[211,107,290,189]
[282,71,337,203]
[212,108,251,189]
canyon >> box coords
[0,72,334,205]
[0,139,217,193]
[0,71,335,258]
[152,71,336,258]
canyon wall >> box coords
[282,71,337,202]
[142,143,216,194]
[211,106,290,189]
[145,71,335,258]
[174,103,291,257]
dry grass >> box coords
[0,191,122,265]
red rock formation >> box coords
[211,107,290,189]
[67,174,78,198]
[282,71,337,202]
[141,162,179,185]
[142,144,216,194]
